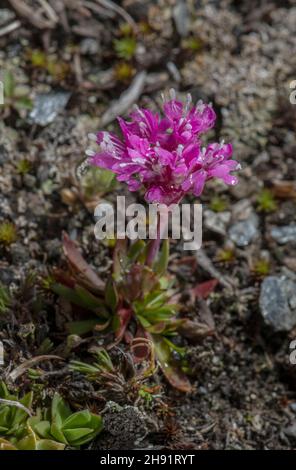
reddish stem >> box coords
[146,212,161,266]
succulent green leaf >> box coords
[30,419,51,439]
[63,410,91,429]
[51,393,71,428]
[63,427,93,444]
[50,423,68,444]
[36,439,65,450]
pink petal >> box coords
[163,99,183,121]
[192,170,207,196]
[89,152,118,170]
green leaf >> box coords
[141,305,178,324]
[75,285,106,312]
[152,335,192,393]
[52,283,107,316]
[3,70,15,98]
[0,425,8,433]
[0,437,17,450]
[64,415,103,446]
[14,392,33,425]
[52,283,87,308]
[143,291,167,308]
[145,322,167,334]
[30,419,51,439]
[136,315,151,329]
[50,423,67,444]
[0,382,9,399]
[14,97,33,110]
[36,439,65,450]
[63,410,91,429]
[127,239,146,262]
[16,431,37,450]
[105,278,118,312]
[153,239,169,276]
[63,427,93,444]
[69,360,100,375]
[88,413,103,431]
[51,393,71,428]
[66,319,101,335]
[162,337,186,356]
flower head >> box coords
[88,90,240,204]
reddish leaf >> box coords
[132,326,150,363]
[192,279,218,299]
[124,330,134,344]
[115,308,133,342]
[178,319,214,343]
[52,268,76,289]
[152,335,192,393]
[172,256,197,273]
[271,180,296,200]
[113,239,127,281]
[94,319,111,331]
[62,232,104,292]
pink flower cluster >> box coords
[88,90,240,204]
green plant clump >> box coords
[2,70,32,114]
[114,37,137,60]
[0,221,17,246]
[0,383,103,451]
[256,189,277,213]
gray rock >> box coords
[0,144,9,165]
[97,401,150,450]
[229,212,259,247]
[259,275,296,332]
[10,243,30,264]
[0,267,16,285]
[80,38,100,55]
[284,422,296,439]
[0,9,15,27]
[29,91,71,126]
[173,0,189,37]
[290,403,296,413]
[204,210,231,236]
[44,238,61,259]
[0,194,12,217]
[271,225,296,244]
[23,174,36,189]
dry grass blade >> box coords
[37,0,59,23]
[0,398,32,417]
[0,20,21,37]
[95,0,137,31]
[8,0,58,29]
[82,1,115,18]
[101,71,147,126]
[195,249,235,290]
[9,355,64,382]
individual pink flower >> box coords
[88,90,240,204]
